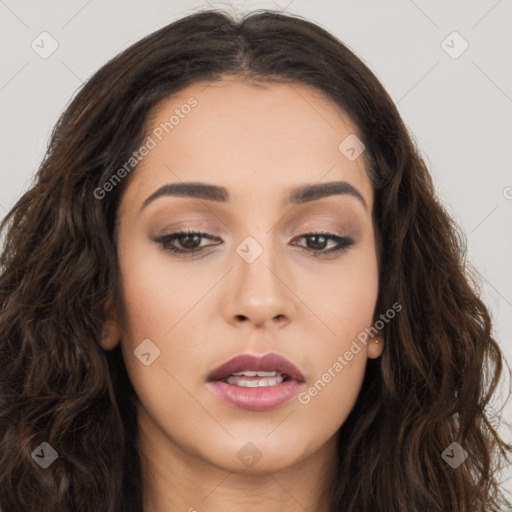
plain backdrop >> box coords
[1,0,511,500]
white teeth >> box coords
[231,370,278,377]
[226,374,284,387]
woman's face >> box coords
[103,77,382,476]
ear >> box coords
[99,294,121,351]
[367,333,384,359]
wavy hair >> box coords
[1,8,510,512]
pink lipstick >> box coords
[206,352,306,412]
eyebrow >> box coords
[140,180,368,212]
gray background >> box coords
[1,0,511,499]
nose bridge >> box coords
[236,227,279,292]
[226,224,293,329]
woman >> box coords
[0,8,510,512]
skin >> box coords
[100,77,383,512]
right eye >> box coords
[154,229,220,255]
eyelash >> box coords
[154,228,355,258]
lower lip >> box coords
[207,379,306,411]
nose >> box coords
[223,239,295,332]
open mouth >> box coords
[220,370,292,387]
[206,353,306,411]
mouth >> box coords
[206,352,306,384]
[206,352,306,412]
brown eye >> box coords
[154,230,219,255]
[293,232,355,255]
[176,233,202,250]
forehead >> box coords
[120,78,373,214]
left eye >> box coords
[154,230,355,257]
[292,232,355,255]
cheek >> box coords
[115,244,208,444]
[297,354,367,430]
[116,235,206,341]
[294,244,378,419]
[114,239,199,395]
[298,241,379,344]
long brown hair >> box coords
[1,8,510,511]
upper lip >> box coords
[207,352,306,383]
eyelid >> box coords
[289,221,350,238]
[156,223,350,242]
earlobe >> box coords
[367,334,384,359]
[99,296,121,351]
